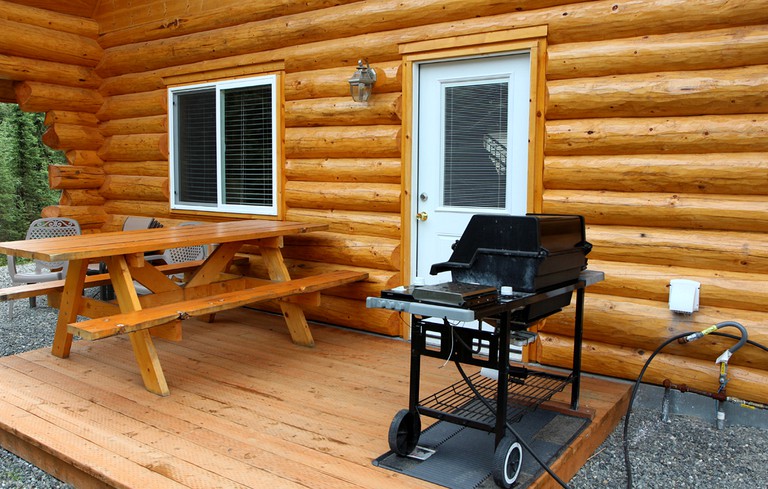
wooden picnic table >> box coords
[0,220,367,396]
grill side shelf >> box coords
[417,370,572,431]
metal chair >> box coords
[6,217,81,318]
[122,216,164,261]
[122,216,154,231]
[100,217,166,300]
[134,222,208,295]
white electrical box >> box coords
[669,279,700,314]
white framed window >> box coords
[168,75,278,215]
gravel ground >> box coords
[1,266,767,488]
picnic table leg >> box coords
[259,244,315,347]
[107,255,170,396]
[51,259,89,358]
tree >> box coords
[0,103,64,242]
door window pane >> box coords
[443,81,508,208]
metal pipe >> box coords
[661,383,672,423]
[661,379,726,401]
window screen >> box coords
[176,89,217,205]
[443,81,509,209]
[223,85,273,207]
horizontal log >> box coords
[547,65,768,120]
[543,190,768,232]
[94,0,539,77]
[40,205,107,230]
[285,158,400,184]
[100,214,196,233]
[59,189,106,207]
[48,165,105,190]
[243,257,400,300]
[98,134,169,161]
[65,150,103,167]
[285,93,402,127]
[543,153,768,195]
[0,18,101,67]
[97,0,365,48]
[44,111,99,128]
[99,72,167,98]
[586,224,768,274]
[545,114,768,156]
[285,126,401,158]
[542,295,768,369]
[284,61,401,101]
[99,175,169,202]
[547,25,768,80]
[543,0,768,45]
[14,82,102,114]
[0,54,101,90]
[102,200,170,218]
[103,160,169,178]
[99,115,168,137]
[41,124,104,151]
[99,54,288,96]
[284,208,400,239]
[587,259,768,313]
[284,27,412,74]
[302,295,400,336]
[0,0,99,37]
[96,90,168,121]
[254,295,400,337]
[538,335,768,405]
[248,231,400,271]
[285,181,401,213]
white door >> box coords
[412,53,531,284]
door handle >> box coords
[416,211,428,221]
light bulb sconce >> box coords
[348,59,377,102]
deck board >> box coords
[0,309,631,488]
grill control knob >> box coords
[416,211,428,221]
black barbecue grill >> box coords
[366,213,603,489]
[430,213,591,292]
[430,213,592,324]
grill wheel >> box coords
[493,434,523,488]
[388,408,421,456]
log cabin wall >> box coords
[1,0,767,403]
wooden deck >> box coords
[0,309,631,489]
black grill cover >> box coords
[430,214,592,293]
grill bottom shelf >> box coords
[418,369,572,428]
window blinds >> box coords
[222,85,273,207]
[443,81,509,209]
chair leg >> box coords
[29,296,37,308]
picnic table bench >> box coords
[0,259,209,303]
[0,220,368,396]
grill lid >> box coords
[430,214,592,292]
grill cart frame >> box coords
[367,270,603,488]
